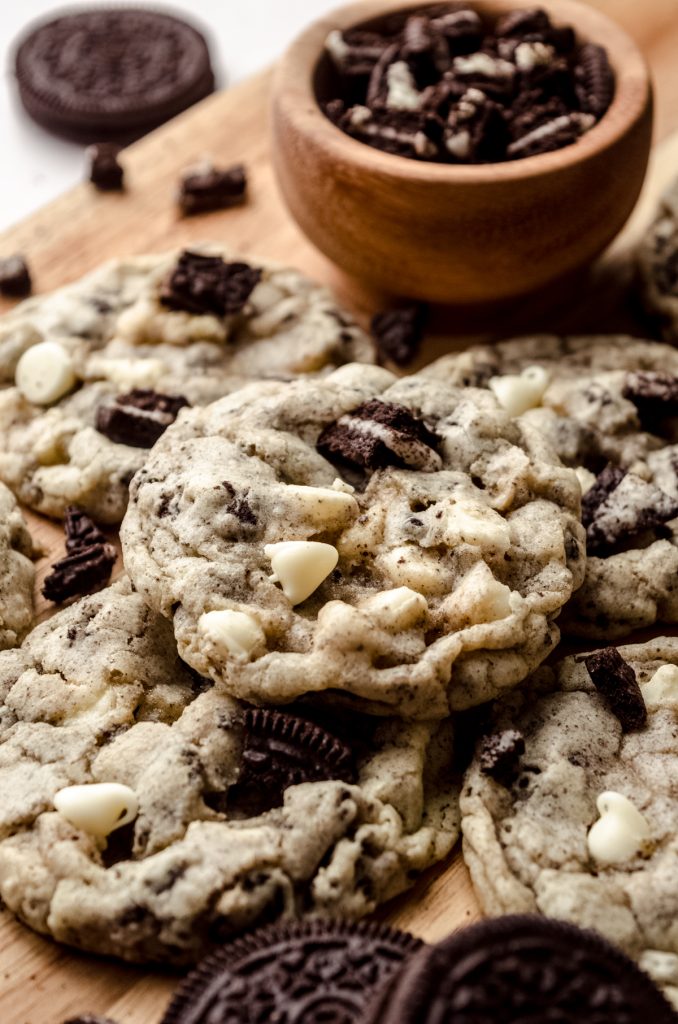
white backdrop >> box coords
[0,0,340,229]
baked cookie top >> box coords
[423,335,678,638]
[0,482,34,649]
[638,176,678,342]
[0,248,373,523]
[121,363,585,717]
[0,579,458,965]
[460,637,678,1008]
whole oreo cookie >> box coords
[14,8,214,141]
[363,916,678,1023]
[160,919,422,1024]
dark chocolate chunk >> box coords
[96,389,190,448]
[372,304,427,365]
[0,254,32,298]
[161,919,422,1024]
[14,9,214,142]
[584,647,647,731]
[623,370,678,423]
[363,915,677,1024]
[581,464,626,529]
[86,143,124,190]
[227,708,355,816]
[160,251,261,317]
[43,542,117,604]
[478,728,525,782]
[64,506,107,552]
[178,163,247,215]
[318,399,441,474]
[575,43,615,119]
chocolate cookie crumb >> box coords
[64,506,108,552]
[87,143,124,190]
[372,304,427,365]
[178,163,247,215]
[584,647,647,732]
[0,254,32,298]
[160,251,261,317]
[622,370,678,424]
[478,728,525,782]
[575,42,615,118]
[96,389,190,448]
[43,542,117,604]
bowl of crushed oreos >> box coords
[272,0,652,304]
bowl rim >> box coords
[274,0,652,184]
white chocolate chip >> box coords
[443,502,512,554]
[642,664,678,710]
[575,466,597,495]
[442,562,515,627]
[266,541,338,605]
[15,341,78,405]
[332,477,355,494]
[489,365,550,417]
[587,791,650,865]
[283,485,358,526]
[362,586,428,629]
[386,61,421,111]
[88,355,167,389]
[54,782,138,839]
[199,609,265,661]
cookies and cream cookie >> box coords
[0,482,34,648]
[0,579,458,964]
[422,335,678,638]
[460,637,678,1006]
[0,248,373,522]
[121,363,585,717]
[638,175,678,341]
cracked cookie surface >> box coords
[460,637,678,1008]
[0,579,458,964]
[0,248,373,523]
[0,482,34,648]
[423,335,678,638]
[121,363,585,717]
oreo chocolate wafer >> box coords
[14,8,215,141]
[160,919,422,1024]
[363,915,678,1023]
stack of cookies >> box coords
[0,183,678,1021]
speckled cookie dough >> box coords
[460,637,678,1008]
[0,579,458,965]
[0,248,373,523]
[121,363,585,717]
[638,175,678,341]
[0,482,34,648]
[422,335,678,638]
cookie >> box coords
[161,919,421,1024]
[121,363,585,717]
[0,482,34,647]
[0,248,373,523]
[460,637,678,1007]
[422,334,678,638]
[0,579,458,964]
[14,8,214,141]
[638,175,678,341]
[364,915,678,1022]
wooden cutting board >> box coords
[2,2,678,1020]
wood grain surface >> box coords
[1,2,678,1021]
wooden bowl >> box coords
[271,0,653,304]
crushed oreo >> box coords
[160,250,261,317]
[478,728,525,782]
[226,708,355,816]
[317,398,442,473]
[96,389,190,448]
[582,465,678,555]
[583,647,647,732]
[86,143,124,190]
[178,162,248,215]
[0,254,32,298]
[43,507,117,604]
[323,5,613,163]
[372,304,427,365]
[623,370,678,426]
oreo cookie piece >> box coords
[160,919,422,1024]
[227,708,356,815]
[363,915,678,1023]
[178,162,248,215]
[96,389,190,448]
[0,254,32,298]
[160,251,261,317]
[42,540,117,604]
[583,468,678,555]
[62,1017,119,1024]
[372,304,427,366]
[87,143,124,191]
[14,8,214,142]
[623,370,678,426]
[583,646,647,732]
[317,399,442,473]
[478,727,525,782]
